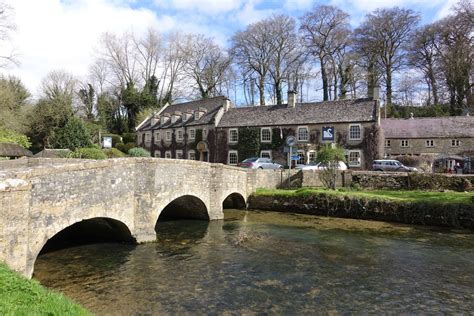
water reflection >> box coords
[34,210,474,314]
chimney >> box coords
[288,90,297,108]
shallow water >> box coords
[34,210,474,314]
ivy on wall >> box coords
[233,127,260,159]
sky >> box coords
[1,0,459,98]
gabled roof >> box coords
[0,142,33,157]
[217,98,377,128]
[34,149,71,158]
[137,96,228,131]
[381,116,474,139]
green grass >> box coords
[254,188,474,205]
[0,263,91,316]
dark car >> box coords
[372,159,418,172]
[237,157,283,169]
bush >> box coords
[102,133,122,147]
[0,129,31,148]
[51,117,92,150]
[103,148,126,158]
[128,147,151,157]
[121,132,136,144]
[116,142,135,153]
[71,147,107,160]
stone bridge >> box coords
[0,158,261,278]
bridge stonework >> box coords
[0,158,252,278]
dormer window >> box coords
[161,116,170,125]
[194,111,201,121]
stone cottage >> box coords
[136,96,233,162]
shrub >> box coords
[122,132,136,144]
[50,117,92,150]
[103,148,126,158]
[317,145,346,190]
[116,142,135,153]
[0,129,31,148]
[71,147,107,160]
[128,147,151,157]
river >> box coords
[34,210,474,314]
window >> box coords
[145,132,152,143]
[188,150,196,160]
[171,116,178,124]
[297,126,309,142]
[229,128,238,143]
[384,139,391,147]
[154,150,161,158]
[348,150,361,167]
[203,128,208,139]
[228,150,238,165]
[297,150,305,164]
[452,139,460,147]
[176,130,183,142]
[166,131,172,141]
[194,111,201,120]
[176,150,183,159]
[154,131,161,144]
[308,151,316,162]
[189,129,195,140]
[160,117,168,125]
[401,140,409,147]
[349,124,361,140]
[260,150,272,160]
[165,151,171,159]
[425,139,434,147]
[261,128,271,143]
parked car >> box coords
[295,161,348,171]
[237,157,283,169]
[372,159,418,172]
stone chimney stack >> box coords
[287,90,297,108]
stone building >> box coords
[381,116,474,171]
[216,92,381,169]
[136,96,233,162]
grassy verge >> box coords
[0,263,91,315]
[254,188,474,205]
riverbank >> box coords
[0,263,90,315]
[248,188,474,229]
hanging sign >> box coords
[322,126,335,141]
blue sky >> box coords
[3,0,458,96]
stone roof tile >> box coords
[381,116,474,138]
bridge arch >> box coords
[157,195,209,221]
[222,192,247,209]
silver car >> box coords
[372,159,418,172]
[237,157,283,169]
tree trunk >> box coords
[367,61,376,99]
[320,55,329,101]
[427,67,439,105]
[258,75,265,106]
[385,67,392,105]
[275,80,282,105]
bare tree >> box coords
[40,70,77,102]
[0,1,17,67]
[231,20,273,105]
[300,5,350,101]
[181,34,231,99]
[354,8,420,104]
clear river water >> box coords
[34,210,474,314]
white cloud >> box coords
[332,0,445,13]
[154,0,244,15]
[4,0,159,96]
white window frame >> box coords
[189,128,196,140]
[145,132,152,143]
[348,124,362,141]
[165,151,172,159]
[297,126,309,142]
[188,150,196,160]
[308,150,316,163]
[384,139,391,147]
[228,150,238,165]
[401,139,409,148]
[176,150,183,159]
[228,128,238,144]
[166,131,172,141]
[260,127,272,143]
[348,150,361,167]
[203,128,208,140]
[194,111,201,121]
[451,139,460,147]
[425,139,434,148]
[176,129,184,142]
[154,131,161,144]
[154,150,161,158]
[260,150,272,160]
